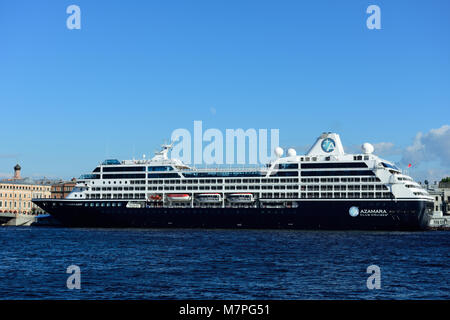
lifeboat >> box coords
[227,193,255,203]
[148,194,162,201]
[126,201,145,208]
[167,194,191,202]
[195,193,222,203]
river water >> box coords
[0,227,448,299]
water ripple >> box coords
[0,227,448,299]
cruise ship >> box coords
[33,133,434,230]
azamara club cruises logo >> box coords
[349,207,388,217]
[349,206,359,217]
[360,209,388,214]
[321,138,336,153]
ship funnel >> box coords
[306,132,345,156]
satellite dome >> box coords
[274,147,284,158]
[361,143,374,154]
[287,148,297,157]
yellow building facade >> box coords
[0,164,52,215]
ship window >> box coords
[301,170,375,177]
[183,171,262,178]
[104,174,146,179]
[147,173,180,179]
[103,166,145,172]
[279,163,299,169]
[301,162,368,169]
[79,174,100,180]
[381,162,400,171]
[148,166,173,172]
[274,171,298,177]
[102,159,121,165]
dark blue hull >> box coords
[33,199,432,230]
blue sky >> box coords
[0,0,449,182]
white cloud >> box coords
[342,125,450,182]
[372,142,400,156]
[412,168,450,185]
[401,125,450,167]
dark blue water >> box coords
[0,227,449,299]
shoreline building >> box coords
[426,180,450,228]
[426,180,450,216]
[51,178,77,199]
[438,180,450,215]
[0,164,51,215]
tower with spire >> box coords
[13,164,21,180]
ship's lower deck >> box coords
[33,199,432,230]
